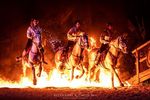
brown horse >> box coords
[88,36,127,88]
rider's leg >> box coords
[95,44,109,65]
[41,53,47,64]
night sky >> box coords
[0,0,149,81]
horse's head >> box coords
[110,36,127,54]
[77,32,89,48]
[118,36,128,54]
[31,34,43,54]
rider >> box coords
[23,18,47,64]
[64,20,82,54]
[95,22,115,64]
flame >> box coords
[0,67,127,88]
[89,37,97,49]
[0,37,130,88]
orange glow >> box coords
[89,37,97,49]
[0,37,130,88]
[0,67,126,88]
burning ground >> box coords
[0,86,150,100]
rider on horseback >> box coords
[21,18,47,64]
[95,22,115,64]
[66,21,82,50]
[64,20,83,57]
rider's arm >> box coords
[100,33,109,44]
[27,27,33,39]
[67,28,77,41]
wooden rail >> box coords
[128,69,150,85]
[132,40,150,54]
[130,40,150,85]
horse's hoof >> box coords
[33,79,37,85]
[85,78,88,81]
[120,83,124,87]
[75,75,79,79]
[95,79,100,83]
[37,73,41,77]
[71,76,74,81]
[112,87,117,90]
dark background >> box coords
[0,0,150,81]
[0,0,150,46]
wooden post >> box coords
[135,49,140,84]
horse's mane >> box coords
[48,39,64,52]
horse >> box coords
[54,32,89,80]
[68,32,89,80]
[21,37,43,85]
[88,36,127,88]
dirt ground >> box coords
[0,86,150,100]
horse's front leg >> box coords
[29,63,37,85]
[110,65,124,88]
[112,66,124,87]
[22,60,26,77]
[93,65,100,82]
[71,66,75,81]
[88,66,94,82]
[87,65,91,82]
[75,64,84,79]
[111,69,114,88]
[83,62,89,81]
[37,62,42,77]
